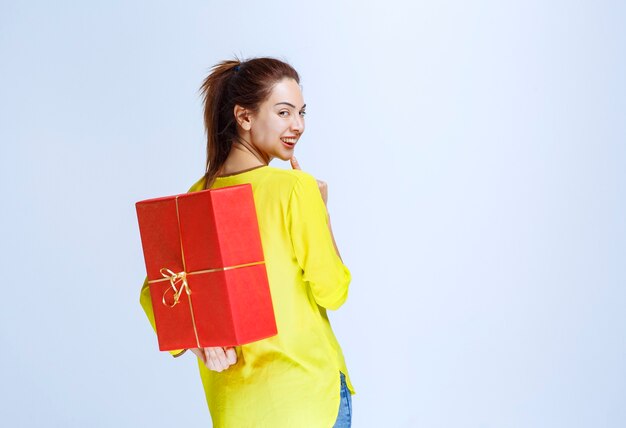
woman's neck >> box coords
[219,138,271,175]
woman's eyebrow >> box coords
[274,102,306,109]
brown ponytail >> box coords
[199,57,300,189]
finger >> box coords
[206,357,217,372]
[290,156,301,170]
[203,348,215,370]
[208,347,228,371]
[191,348,206,363]
[225,347,237,364]
[204,348,222,371]
[224,347,237,365]
[213,346,230,369]
[206,347,222,371]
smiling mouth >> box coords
[281,137,297,148]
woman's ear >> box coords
[234,105,252,131]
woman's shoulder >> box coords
[261,167,320,196]
[187,176,207,193]
[185,166,316,193]
[263,166,315,183]
[217,166,316,187]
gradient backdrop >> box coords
[1,1,625,427]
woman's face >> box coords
[248,77,306,162]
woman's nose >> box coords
[291,115,304,133]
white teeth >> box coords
[282,138,296,144]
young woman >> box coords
[140,57,354,427]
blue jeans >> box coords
[332,372,352,427]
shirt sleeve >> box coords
[139,277,186,357]
[288,172,351,310]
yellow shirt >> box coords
[139,165,355,427]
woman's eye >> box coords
[279,110,289,117]
[300,111,307,117]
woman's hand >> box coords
[190,346,238,372]
[290,156,327,206]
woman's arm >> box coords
[326,212,342,261]
[288,156,351,310]
[291,156,342,261]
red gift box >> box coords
[136,184,277,351]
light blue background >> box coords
[1,1,625,427]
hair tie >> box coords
[234,65,240,72]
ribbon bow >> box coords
[160,268,191,308]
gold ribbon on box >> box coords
[146,195,264,348]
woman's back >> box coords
[185,165,355,427]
